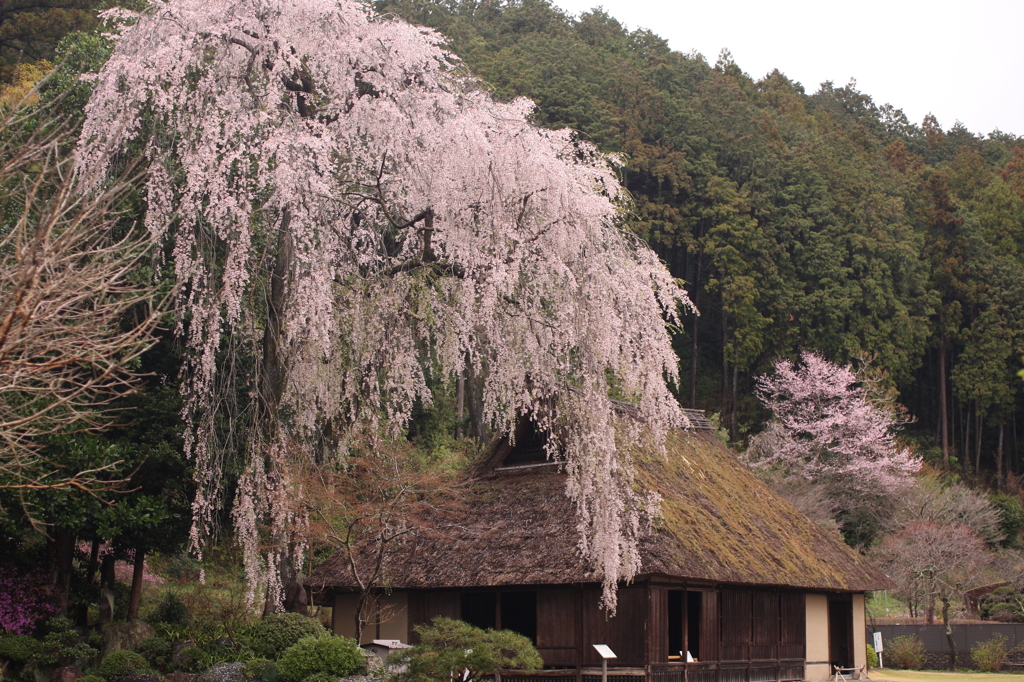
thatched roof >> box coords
[306,429,891,593]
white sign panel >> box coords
[592,644,617,659]
[873,632,883,653]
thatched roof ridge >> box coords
[306,430,891,593]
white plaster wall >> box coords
[852,593,866,669]
[804,594,830,682]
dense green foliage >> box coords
[34,616,99,666]
[135,636,173,672]
[246,613,329,661]
[0,634,40,663]
[97,650,150,681]
[242,658,280,682]
[275,636,362,682]
[391,617,542,682]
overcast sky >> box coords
[550,0,1024,138]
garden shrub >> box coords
[136,636,173,672]
[163,553,201,582]
[98,650,150,680]
[174,646,212,673]
[243,658,279,682]
[0,635,41,663]
[245,613,327,660]
[866,643,878,668]
[391,617,542,682]
[150,593,189,626]
[80,675,106,682]
[277,636,361,682]
[35,616,99,666]
[887,635,927,670]
[972,633,1011,672]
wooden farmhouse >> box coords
[306,414,892,682]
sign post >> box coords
[593,644,617,682]
[873,632,883,669]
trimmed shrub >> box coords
[136,637,173,672]
[887,635,926,670]
[972,633,1011,672]
[391,617,542,682]
[35,616,99,666]
[245,614,327,661]
[150,593,189,627]
[277,637,361,682]
[98,650,150,681]
[0,635,41,663]
[866,643,878,669]
[243,658,279,682]
[80,676,106,682]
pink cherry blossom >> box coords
[749,351,920,493]
[76,0,693,610]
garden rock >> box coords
[198,662,246,682]
[357,651,384,677]
[51,666,82,682]
[102,621,156,656]
[166,674,198,682]
[171,643,197,667]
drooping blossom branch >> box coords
[76,0,692,610]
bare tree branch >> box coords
[0,102,167,509]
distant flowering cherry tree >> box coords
[76,0,692,610]
[747,351,920,493]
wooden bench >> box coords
[831,665,870,681]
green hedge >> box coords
[277,636,362,682]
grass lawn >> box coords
[873,669,1024,681]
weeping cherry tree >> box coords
[76,0,693,610]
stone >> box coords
[102,620,156,656]
[120,675,161,682]
[358,650,385,677]
[198,662,246,682]
[171,643,198,668]
[166,674,198,682]
[50,666,83,682]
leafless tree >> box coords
[874,521,990,669]
[0,104,164,517]
[301,442,463,640]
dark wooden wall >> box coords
[537,588,580,665]
[404,584,806,667]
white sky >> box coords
[550,0,1024,137]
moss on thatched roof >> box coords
[306,430,891,593]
